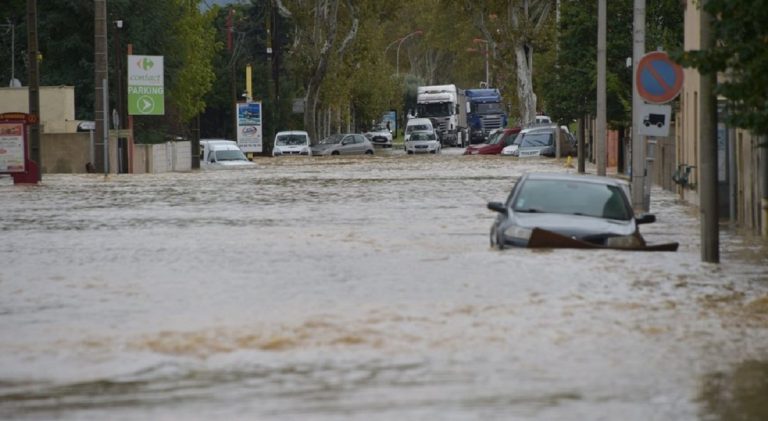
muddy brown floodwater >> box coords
[1,150,767,420]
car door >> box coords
[339,135,355,154]
[353,134,368,154]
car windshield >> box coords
[406,124,430,134]
[484,130,504,144]
[410,132,436,141]
[512,179,631,220]
[514,131,553,147]
[275,134,307,146]
[320,134,343,144]
[473,102,503,114]
[417,103,452,117]
[214,149,247,161]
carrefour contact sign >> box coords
[128,55,165,115]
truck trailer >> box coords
[465,88,508,144]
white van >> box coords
[200,140,255,169]
[200,139,236,161]
[404,118,435,143]
[273,131,311,156]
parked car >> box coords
[487,172,674,250]
[310,133,375,156]
[201,142,256,169]
[502,125,576,158]
[405,130,441,154]
[273,130,311,156]
[463,127,521,155]
[200,138,237,162]
[404,118,435,143]
[364,124,393,148]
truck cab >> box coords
[416,84,467,147]
[465,88,508,144]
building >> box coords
[677,1,767,236]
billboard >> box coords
[237,101,263,154]
[0,123,25,173]
[127,55,165,115]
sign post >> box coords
[634,50,684,211]
[127,55,165,116]
[236,101,263,159]
[0,113,39,184]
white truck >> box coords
[415,84,467,147]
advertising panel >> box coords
[127,55,165,115]
[0,123,25,173]
[237,101,263,154]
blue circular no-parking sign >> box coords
[636,51,684,104]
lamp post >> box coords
[467,38,491,88]
[396,30,422,77]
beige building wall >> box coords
[0,86,77,133]
[680,1,765,234]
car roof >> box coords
[276,130,308,136]
[407,118,432,124]
[522,172,628,187]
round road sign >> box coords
[636,51,684,104]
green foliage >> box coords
[541,0,683,127]
[166,3,219,122]
[674,0,768,136]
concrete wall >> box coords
[0,86,77,133]
[40,133,190,175]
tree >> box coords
[276,0,359,142]
[468,0,557,125]
[675,0,768,138]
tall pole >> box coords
[26,0,40,180]
[396,31,421,78]
[596,0,607,176]
[94,0,109,173]
[631,0,646,210]
[699,3,719,263]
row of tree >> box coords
[1,1,765,147]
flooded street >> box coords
[1,150,767,420]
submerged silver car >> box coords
[487,173,674,250]
[311,133,375,156]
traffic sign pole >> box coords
[631,0,646,212]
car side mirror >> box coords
[636,214,656,224]
[487,202,508,215]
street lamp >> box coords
[1,20,21,87]
[113,19,124,172]
[472,38,489,87]
[396,30,422,77]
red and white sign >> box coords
[636,51,684,104]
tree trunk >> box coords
[515,41,537,125]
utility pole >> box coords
[699,3,719,263]
[26,0,40,181]
[631,0,646,210]
[94,0,109,173]
[596,0,607,176]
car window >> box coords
[321,134,343,144]
[214,149,247,162]
[406,124,430,134]
[520,132,553,147]
[275,134,307,146]
[354,134,366,144]
[513,179,631,220]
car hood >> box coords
[407,140,438,146]
[511,212,636,239]
[275,144,308,150]
[466,144,502,154]
[205,160,256,169]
